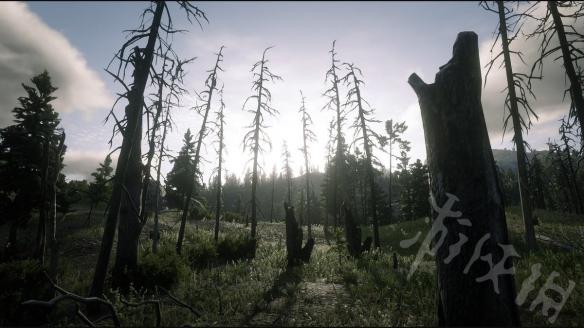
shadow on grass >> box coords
[242,265,304,326]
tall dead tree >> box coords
[214,88,226,242]
[483,0,538,250]
[382,120,410,223]
[323,40,347,227]
[243,46,282,239]
[177,46,224,254]
[527,1,584,144]
[408,31,520,326]
[152,57,191,253]
[91,1,206,298]
[298,90,316,239]
[269,165,276,223]
[341,63,382,248]
[281,140,293,204]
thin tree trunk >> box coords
[388,142,392,223]
[549,1,584,144]
[86,201,95,227]
[408,31,520,326]
[214,110,224,242]
[90,1,164,298]
[352,70,379,248]
[48,133,66,281]
[177,50,222,254]
[497,0,537,251]
[36,140,50,264]
[269,173,275,223]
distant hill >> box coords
[492,148,549,173]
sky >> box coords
[0,1,579,183]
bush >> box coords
[184,231,218,269]
[132,247,188,292]
[223,211,245,224]
[0,259,51,325]
[217,233,257,263]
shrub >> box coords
[217,233,257,263]
[223,211,245,224]
[132,247,188,292]
[184,231,218,269]
[0,259,51,325]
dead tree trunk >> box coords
[343,204,371,257]
[408,31,520,326]
[91,1,164,299]
[496,0,537,251]
[284,203,314,267]
[549,1,584,144]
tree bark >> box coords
[214,110,224,243]
[549,1,584,144]
[90,1,164,298]
[408,31,520,326]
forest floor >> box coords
[1,206,584,326]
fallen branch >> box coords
[120,298,161,328]
[158,286,201,317]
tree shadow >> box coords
[243,265,304,326]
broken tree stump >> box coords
[343,204,371,257]
[284,203,314,267]
[408,31,520,326]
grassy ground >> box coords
[1,206,583,326]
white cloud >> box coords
[0,1,111,127]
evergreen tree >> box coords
[166,129,196,209]
[86,155,114,226]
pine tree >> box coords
[86,155,114,226]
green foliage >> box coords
[223,211,245,223]
[184,230,218,269]
[166,129,197,209]
[133,246,189,292]
[217,233,257,263]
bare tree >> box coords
[341,62,383,248]
[281,140,293,204]
[214,87,226,242]
[298,90,316,239]
[482,0,538,250]
[90,1,207,298]
[177,46,224,254]
[243,46,282,239]
[526,1,584,144]
[381,120,410,223]
[323,40,347,227]
[152,57,192,253]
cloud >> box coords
[478,2,582,148]
[0,2,111,127]
[62,150,117,182]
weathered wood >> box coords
[343,204,371,257]
[284,203,314,267]
[408,31,520,326]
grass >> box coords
[0,206,583,326]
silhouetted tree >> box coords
[527,1,584,144]
[381,120,410,223]
[86,155,114,226]
[0,71,61,255]
[243,46,282,239]
[177,46,224,254]
[482,0,538,250]
[341,62,383,248]
[214,88,226,242]
[298,90,316,238]
[91,1,207,297]
[323,40,348,226]
[281,140,293,204]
